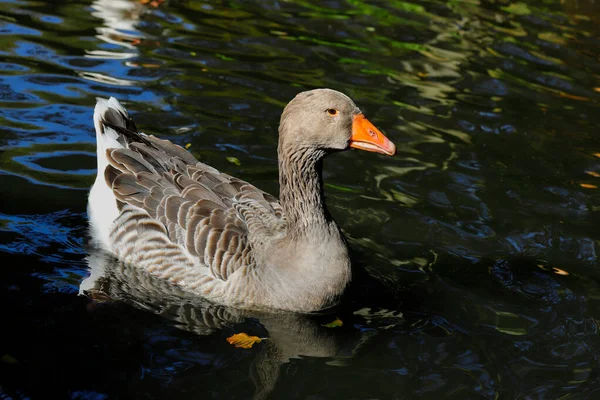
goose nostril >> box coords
[368,129,377,138]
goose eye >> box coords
[326,109,338,116]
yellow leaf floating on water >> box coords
[580,183,598,189]
[552,267,569,276]
[226,156,241,166]
[226,333,263,349]
[585,171,600,178]
[321,318,343,328]
[185,143,191,149]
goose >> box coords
[88,89,396,313]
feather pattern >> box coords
[88,90,383,312]
[90,98,287,305]
[106,141,286,282]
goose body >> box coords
[88,89,395,312]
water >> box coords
[1,0,600,398]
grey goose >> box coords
[88,89,396,313]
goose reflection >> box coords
[80,249,398,399]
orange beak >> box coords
[350,114,396,156]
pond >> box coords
[1,0,600,398]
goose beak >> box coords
[350,114,396,156]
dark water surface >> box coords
[1,0,600,398]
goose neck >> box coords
[278,145,330,234]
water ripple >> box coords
[1,0,600,398]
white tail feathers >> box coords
[89,97,132,250]
[93,97,130,158]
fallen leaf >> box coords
[594,88,600,93]
[552,268,569,276]
[585,171,600,178]
[321,318,343,328]
[226,156,241,166]
[185,143,191,149]
[594,153,600,158]
[580,183,598,189]
[226,333,263,349]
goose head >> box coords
[278,88,396,156]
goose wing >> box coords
[96,98,286,282]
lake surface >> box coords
[1,0,600,398]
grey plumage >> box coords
[89,89,393,312]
